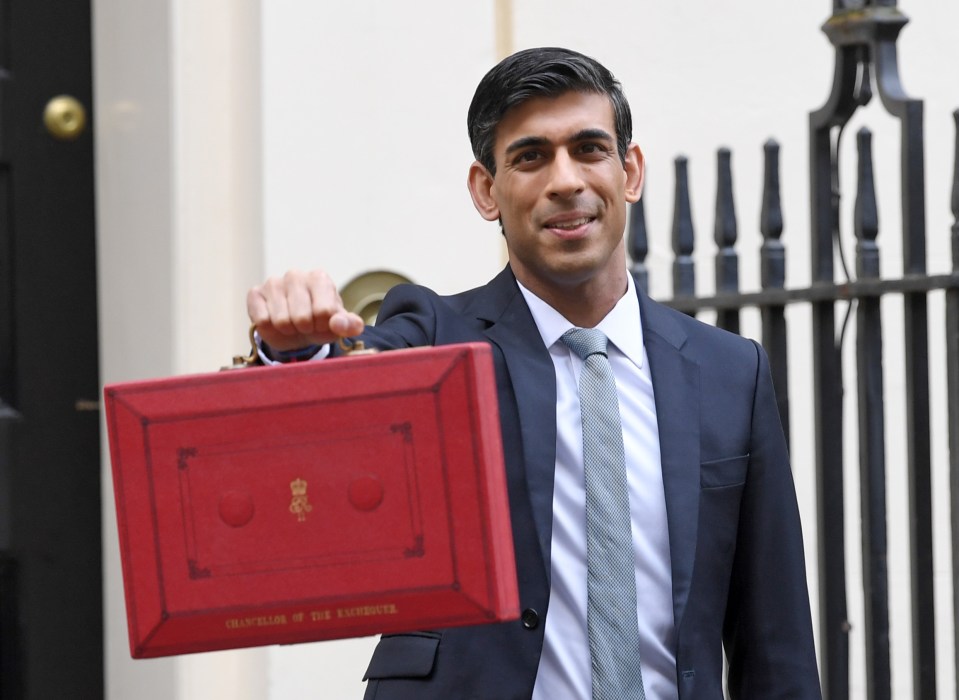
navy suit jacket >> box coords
[356,266,821,699]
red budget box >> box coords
[104,343,517,658]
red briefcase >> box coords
[104,342,518,658]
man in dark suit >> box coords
[248,47,820,699]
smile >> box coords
[547,216,594,230]
[543,216,596,233]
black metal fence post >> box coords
[865,9,936,696]
[628,199,650,295]
[809,37,858,700]
[672,156,696,301]
[759,140,790,443]
[853,128,892,700]
[714,148,740,333]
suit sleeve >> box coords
[723,341,822,699]
[335,284,439,353]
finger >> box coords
[261,275,295,336]
[248,281,301,350]
[306,270,348,329]
[248,278,291,338]
[246,286,271,326]
[285,270,318,336]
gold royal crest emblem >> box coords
[289,478,312,522]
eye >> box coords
[509,149,547,171]
[515,150,542,164]
[579,142,610,156]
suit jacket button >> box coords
[521,608,539,629]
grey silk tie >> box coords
[561,327,645,700]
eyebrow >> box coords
[503,128,615,156]
[504,136,550,156]
[570,128,615,143]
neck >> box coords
[516,269,629,328]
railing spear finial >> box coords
[671,156,695,300]
[627,198,650,294]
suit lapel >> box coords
[464,269,702,614]
[470,267,557,580]
[636,286,700,630]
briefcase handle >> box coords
[223,325,377,371]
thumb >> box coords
[328,311,365,337]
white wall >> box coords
[94,1,959,697]
[261,1,503,293]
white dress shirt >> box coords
[519,274,678,700]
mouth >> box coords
[542,215,596,238]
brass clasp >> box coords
[222,324,261,371]
[337,337,379,356]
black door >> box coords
[0,1,101,698]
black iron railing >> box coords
[627,2,959,697]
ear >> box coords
[467,161,500,222]
[623,142,645,204]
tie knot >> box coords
[560,327,608,360]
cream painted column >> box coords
[95,0,178,695]
[96,0,266,697]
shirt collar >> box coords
[515,272,645,370]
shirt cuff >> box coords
[254,330,330,365]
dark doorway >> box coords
[0,1,101,698]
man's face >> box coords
[468,91,644,302]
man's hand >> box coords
[246,269,365,352]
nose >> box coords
[547,150,585,199]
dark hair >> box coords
[467,47,632,176]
